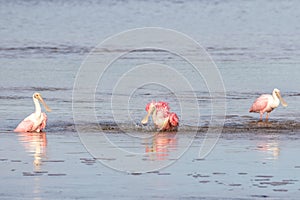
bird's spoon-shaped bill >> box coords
[141,112,151,125]
[277,92,288,107]
[38,96,52,112]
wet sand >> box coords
[1,121,299,200]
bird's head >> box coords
[273,88,288,107]
[33,92,52,112]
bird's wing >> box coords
[155,102,170,111]
[39,113,48,130]
[14,119,34,133]
[158,117,170,131]
[249,95,269,112]
[169,112,179,127]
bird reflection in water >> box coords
[145,132,177,160]
[18,132,47,199]
[18,132,47,171]
[256,140,280,160]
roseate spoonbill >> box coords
[14,93,51,133]
[141,101,179,131]
[249,88,287,121]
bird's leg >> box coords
[265,113,270,122]
[259,112,263,122]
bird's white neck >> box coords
[152,107,157,121]
[33,98,41,116]
[272,91,277,99]
[271,91,280,108]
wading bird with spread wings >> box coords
[141,101,179,131]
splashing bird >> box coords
[14,93,51,133]
[249,88,287,121]
[141,101,179,131]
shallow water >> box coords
[1,0,300,199]
[1,131,300,199]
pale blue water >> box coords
[0,0,300,199]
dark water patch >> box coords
[0,45,91,58]
[215,180,225,185]
[286,92,300,97]
[273,189,288,192]
[0,159,8,161]
[187,173,210,178]
[198,175,210,178]
[23,171,45,176]
[157,172,171,176]
[225,91,300,102]
[255,175,274,178]
[95,48,169,54]
[282,179,298,182]
[33,171,48,174]
[0,86,70,94]
[130,172,143,176]
[250,195,269,198]
[221,118,300,134]
[132,48,170,53]
[72,122,121,133]
[192,174,199,178]
[147,170,160,174]
[47,118,300,135]
[23,172,41,176]
[96,157,116,161]
[48,173,67,176]
[255,179,271,182]
[228,183,242,187]
[47,121,76,133]
[80,158,96,165]
[207,47,250,52]
[99,121,121,131]
[259,181,292,186]
[29,86,71,92]
[192,158,205,162]
[238,172,248,175]
[11,160,21,162]
[199,180,210,183]
[42,160,65,163]
[0,95,27,100]
[253,183,266,187]
[212,172,226,175]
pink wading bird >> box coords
[14,93,51,133]
[141,101,179,131]
[249,88,288,121]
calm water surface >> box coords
[0,0,300,199]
